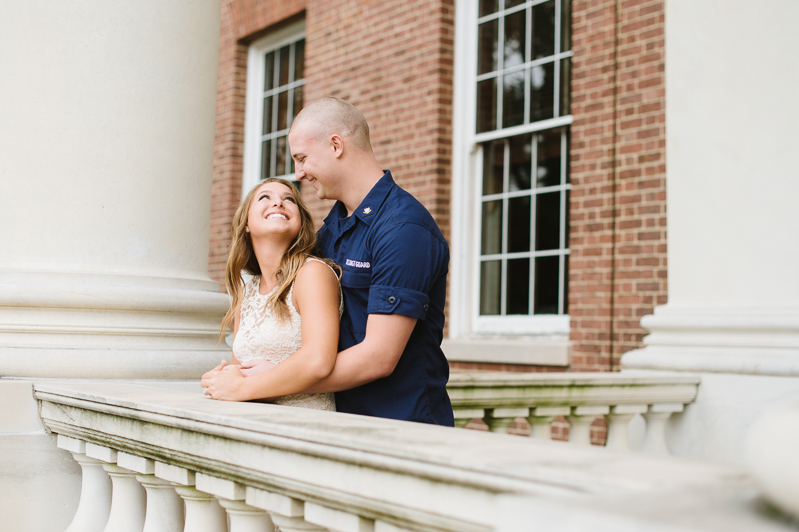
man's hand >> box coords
[239,359,276,377]
[200,364,247,401]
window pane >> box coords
[530,62,555,122]
[480,260,502,315]
[508,195,531,253]
[509,134,532,191]
[262,95,273,135]
[293,85,304,118]
[478,20,498,75]
[534,255,559,314]
[535,191,560,250]
[502,70,525,128]
[482,140,504,195]
[560,58,571,116]
[277,90,289,131]
[503,10,526,69]
[506,258,530,314]
[476,78,498,133]
[479,0,498,18]
[481,200,503,255]
[276,136,287,176]
[261,140,273,180]
[294,39,305,81]
[532,1,556,59]
[264,52,275,91]
[536,130,561,187]
[561,0,572,52]
[279,45,290,86]
[506,0,526,8]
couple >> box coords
[201,97,454,426]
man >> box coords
[289,97,453,426]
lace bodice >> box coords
[232,258,339,411]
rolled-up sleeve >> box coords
[366,222,446,320]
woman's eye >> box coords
[285,197,296,203]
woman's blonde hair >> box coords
[219,178,340,342]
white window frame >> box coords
[450,0,572,338]
[242,20,306,197]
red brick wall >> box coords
[568,0,667,371]
[209,0,455,288]
[210,0,307,287]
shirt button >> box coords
[388,296,396,304]
[423,304,429,312]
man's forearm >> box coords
[301,343,386,394]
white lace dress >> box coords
[232,259,339,411]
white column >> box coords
[174,486,227,532]
[527,406,569,440]
[155,462,226,532]
[58,436,112,532]
[567,406,608,446]
[137,475,185,532]
[605,405,647,451]
[102,464,147,532]
[246,488,326,532]
[621,0,799,465]
[0,0,227,380]
[197,474,273,532]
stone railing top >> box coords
[34,381,760,532]
[447,370,701,408]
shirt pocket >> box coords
[341,267,372,289]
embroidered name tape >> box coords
[345,259,371,268]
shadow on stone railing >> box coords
[34,381,795,532]
[447,371,701,453]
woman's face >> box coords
[246,182,302,244]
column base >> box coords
[0,271,230,379]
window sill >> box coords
[442,336,571,366]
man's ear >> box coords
[330,134,344,159]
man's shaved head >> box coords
[291,97,373,152]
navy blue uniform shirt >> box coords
[317,170,454,426]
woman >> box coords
[201,178,342,410]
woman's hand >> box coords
[240,359,276,377]
[202,359,228,381]
[200,364,247,401]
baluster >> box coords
[57,436,112,532]
[641,403,683,455]
[246,488,326,532]
[484,408,529,434]
[452,408,484,428]
[527,407,570,440]
[155,462,226,532]
[567,406,609,446]
[374,522,414,532]
[197,474,273,532]
[117,452,185,532]
[605,404,648,451]
[85,443,147,532]
[305,503,373,532]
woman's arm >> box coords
[201,261,340,401]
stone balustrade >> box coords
[34,381,795,532]
[447,371,701,452]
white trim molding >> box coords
[242,20,306,197]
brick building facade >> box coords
[209,0,667,373]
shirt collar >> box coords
[322,170,395,228]
[353,170,394,226]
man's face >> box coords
[289,122,336,200]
